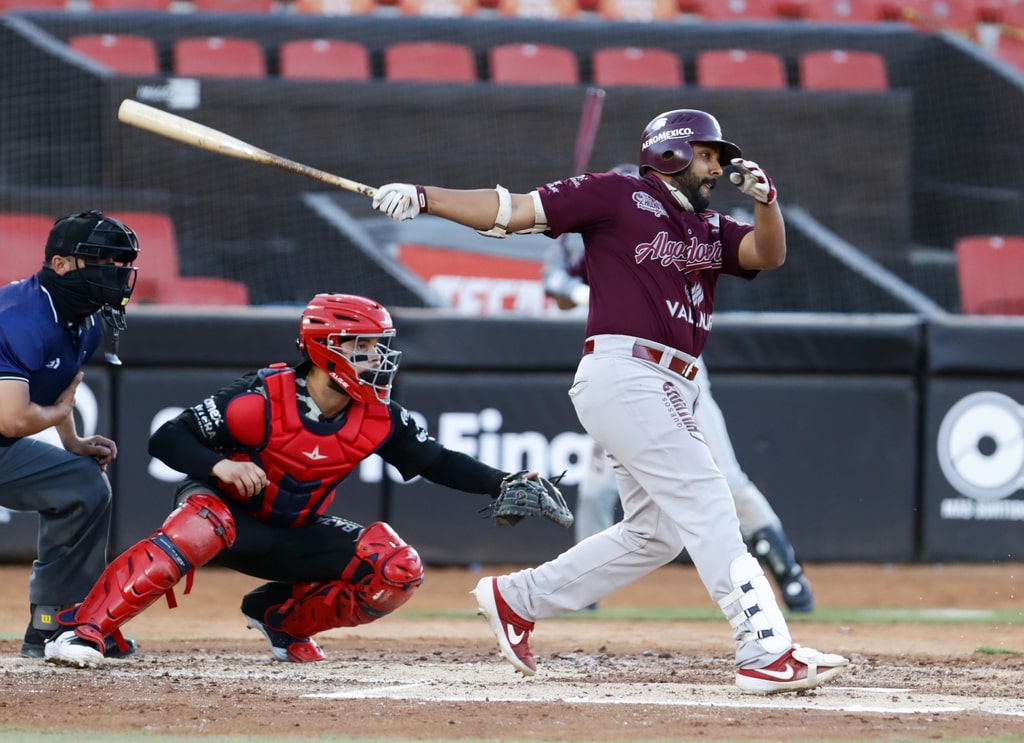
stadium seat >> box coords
[399,0,479,14]
[954,235,1024,315]
[489,43,579,84]
[0,213,51,285]
[592,46,683,87]
[68,34,161,76]
[384,41,477,83]
[279,39,371,81]
[994,34,1024,73]
[109,211,250,306]
[0,0,65,11]
[698,0,778,21]
[173,37,267,79]
[497,0,579,19]
[801,0,885,22]
[695,49,786,88]
[596,0,678,20]
[898,0,979,33]
[294,0,376,12]
[798,49,888,90]
[192,0,275,11]
[90,0,171,9]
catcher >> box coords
[44,293,571,668]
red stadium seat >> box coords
[68,34,160,76]
[592,46,683,87]
[696,49,786,89]
[898,0,979,33]
[192,0,275,11]
[384,41,477,83]
[173,37,267,79]
[294,0,376,12]
[399,0,479,14]
[109,211,250,306]
[994,34,1024,73]
[955,235,1024,315]
[801,0,886,22]
[90,0,171,9]
[489,43,579,84]
[698,0,778,21]
[798,49,888,90]
[497,0,580,18]
[597,0,679,19]
[0,0,66,11]
[279,39,371,81]
[0,213,51,285]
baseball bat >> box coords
[570,86,606,177]
[558,87,605,264]
[117,99,377,199]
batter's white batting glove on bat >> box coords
[729,158,777,205]
[372,183,427,221]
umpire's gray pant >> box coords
[0,438,112,605]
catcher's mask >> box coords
[297,293,401,405]
[45,210,139,314]
[639,109,741,176]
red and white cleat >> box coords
[736,645,849,694]
[472,576,536,676]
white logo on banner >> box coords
[936,391,1024,521]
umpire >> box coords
[0,210,139,658]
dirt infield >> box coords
[2,562,1023,742]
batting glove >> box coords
[728,158,777,206]
[372,183,427,221]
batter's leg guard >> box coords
[55,493,236,655]
[718,553,793,660]
[747,526,816,613]
[244,522,424,662]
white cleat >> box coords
[736,645,849,694]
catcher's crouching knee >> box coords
[350,521,424,616]
[278,522,424,637]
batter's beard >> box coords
[671,171,713,212]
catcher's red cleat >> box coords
[736,645,849,694]
[245,614,325,663]
[472,576,536,676]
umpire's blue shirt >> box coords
[0,275,102,445]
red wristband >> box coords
[415,185,428,212]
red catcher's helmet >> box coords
[639,109,742,176]
[297,293,401,405]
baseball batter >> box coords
[545,229,815,613]
[372,109,848,693]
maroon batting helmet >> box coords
[297,293,401,405]
[639,109,742,176]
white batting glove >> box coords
[372,183,426,221]
[728,158,777,205]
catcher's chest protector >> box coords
[226,366,392,525]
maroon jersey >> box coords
[539,171,757,358]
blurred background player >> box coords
[0,210,140,659]
[544,198,815,613]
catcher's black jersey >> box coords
[149,362,506,503]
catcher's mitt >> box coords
[482,470,574,529]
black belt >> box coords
[582,339,699,381]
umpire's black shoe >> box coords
[21,604,137,659]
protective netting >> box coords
[2,6,1022,315]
